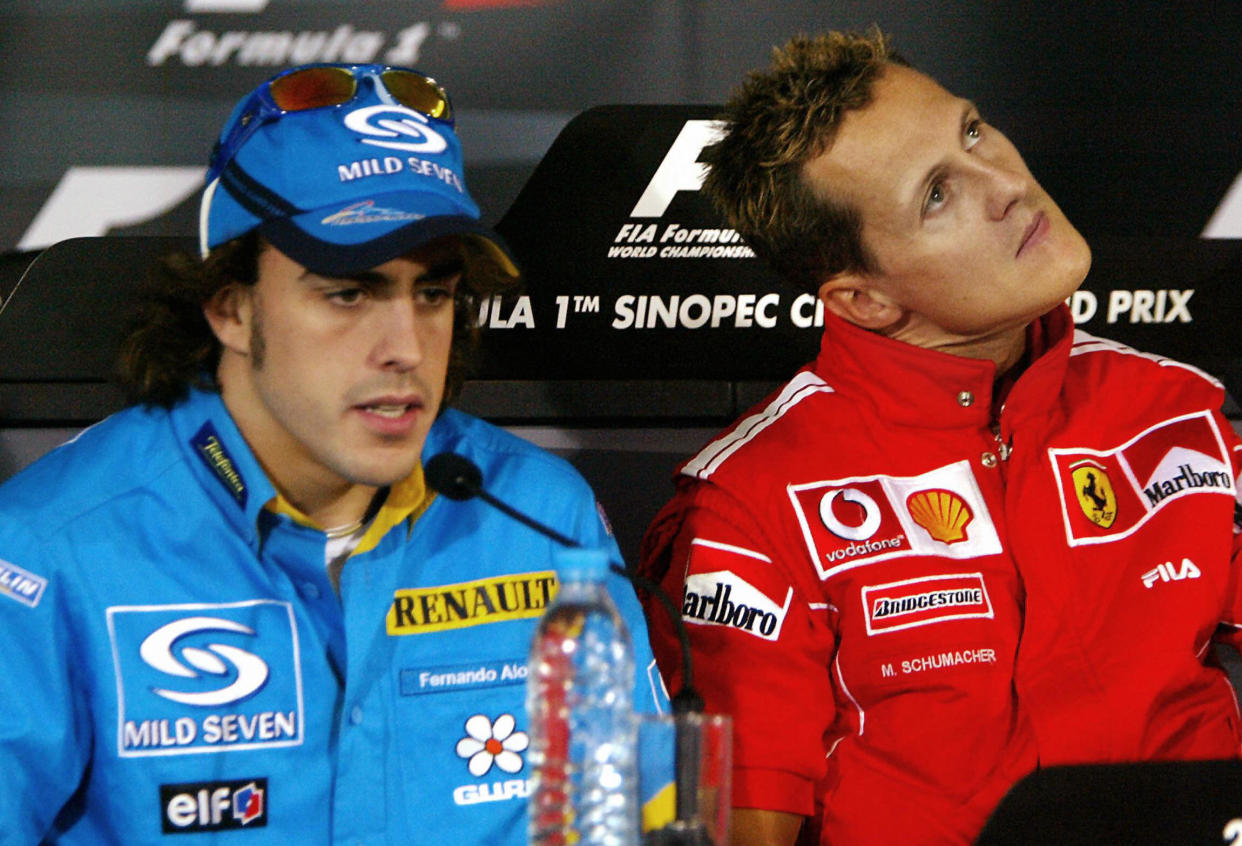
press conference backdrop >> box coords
[3,0,1242,561]
[3,5,1242,836]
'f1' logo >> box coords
[629,121,724,218]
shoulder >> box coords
[426,408,592,498]
[0,403,183,535]
[1066,329,1226,400]
[680,370,838,484]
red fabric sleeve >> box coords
[639,480,836,817]
[1218,419,1242,648]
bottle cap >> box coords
[555,547,611,581]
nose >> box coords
[370,300,424,372]
[977,158,1027,221]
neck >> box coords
[216,357,380,530]
[293,483,381,531]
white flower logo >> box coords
[455,713,529,777]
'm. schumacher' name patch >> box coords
[861,572,993,635]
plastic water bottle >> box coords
[527,547,638,846]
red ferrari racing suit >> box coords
[639,304,1242,844]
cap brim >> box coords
[261,194,519,278]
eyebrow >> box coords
[419,258,466,283]
[305,258,465,287]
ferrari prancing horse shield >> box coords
[1070,460,1117,528]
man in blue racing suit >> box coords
[0,63,667,845]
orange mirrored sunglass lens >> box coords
[269,67,358,111]
[381,70,451,120]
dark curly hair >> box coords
[702,29,908,294]
[117,234,516,408]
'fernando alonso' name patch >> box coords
[400,658,528,696]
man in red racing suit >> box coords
[637,30,1242,846]
[642,305,1242,843]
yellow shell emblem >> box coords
[906,489,972,545]
[1070,461,1117,528]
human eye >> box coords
[415,275,460,308]
[923,179,948,216]
[964,117,984,150]
[325,287,366,306]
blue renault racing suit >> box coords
[0,387,668,845]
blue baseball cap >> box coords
[199,64,518,278]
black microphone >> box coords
[425,450,703,708]
[425,452,580,548]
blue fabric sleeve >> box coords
[0,533,90,843]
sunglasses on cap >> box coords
[206,63,454,183]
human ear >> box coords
[817,272,905,331]
[202,284,253,356]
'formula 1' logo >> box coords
[789,461,1002,579]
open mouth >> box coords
[363,403,415,419]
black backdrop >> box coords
[2,0,1241,557]
[2,1,1242,249]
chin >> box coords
[1059,225,1093,284]
[349,458,421,489]
[1042,243,1093,314]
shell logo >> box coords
[905,489,972,544]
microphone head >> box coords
[424,452,484,501]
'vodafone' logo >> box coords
[343,105,449,154]
[819,488,881,541]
